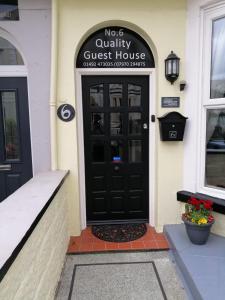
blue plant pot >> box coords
[182,217,214,245]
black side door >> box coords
[0,77,32,201]
[82,75,149,224]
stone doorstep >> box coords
[164,224,225,300]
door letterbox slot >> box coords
[158,112,188,141]
[0,164,12,171]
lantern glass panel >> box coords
[172,60,178,74]
[167,60,172,74]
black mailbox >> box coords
[158,112,188,141]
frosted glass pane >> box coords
[206,109,225,189]
[211,17,225,98]
[0,37,23,65]
[1,91,20,160]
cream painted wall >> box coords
[56,0,186,234]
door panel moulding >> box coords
[75,68,156,229]
[82,75,149,222]
[0,78,33,202]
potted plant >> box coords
[182,197,214,245]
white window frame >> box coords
[198,2,225,198]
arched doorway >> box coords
[0,36,32,202]
[76,26,155,225]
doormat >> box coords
[92,223,147,242]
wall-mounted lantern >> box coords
[165,51,180,84]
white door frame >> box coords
[75,68,156,229]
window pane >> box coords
[111,140,123,162]
[91,113,104,134]
[129,140,142,162]
[92,141,104,162]
[109,84,122,107]
[206,109,225,189]
[1,91,20,160]
[90,84,103,107]
[0,1,19,21]
[110,113,123,135]
[129,113,141,135]
[211,17,225,98]
[128,84,141,107]
[0,37,23,65]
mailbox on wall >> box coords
[158,112,188,141]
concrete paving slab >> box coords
[55,251,187,300]
[165,224,225,300]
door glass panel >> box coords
[111,140,123,162]
[0,37,23,65]
[210,17,225,99]
[109,84,122,107]
[110,113,123,135]
[1,91,20,160]
[91,113,104,134]
[129,113,141,135]
[128,84,141,107]
[205,109,225,189]
[90,84,103,107]
[129,140,142,162]
[0,1,19,21]
[92,141,104,162]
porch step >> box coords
[164,224,225,300]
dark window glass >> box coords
[129,140,142,162]
[128,84,141,107]
[1,91,20,160]
[0,1,19,21]
[92,141,104,162]
[129,113,141,135]
[90,84,103,107]
[211,17,225,98]
[110,113,123,135]
[111,140,123,162]
[109,84,122,107]
[91,113,104,135]
[206,109,225,189]
[0,37,24,65]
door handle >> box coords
[143,123,148,129]
[114,165,120,171]
[0,164,12,171]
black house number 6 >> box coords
[57,104,75,122]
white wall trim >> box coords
[75,68,156,229]
[0,66,28,77]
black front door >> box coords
[82,76,149,224]
[0,77,32,202]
